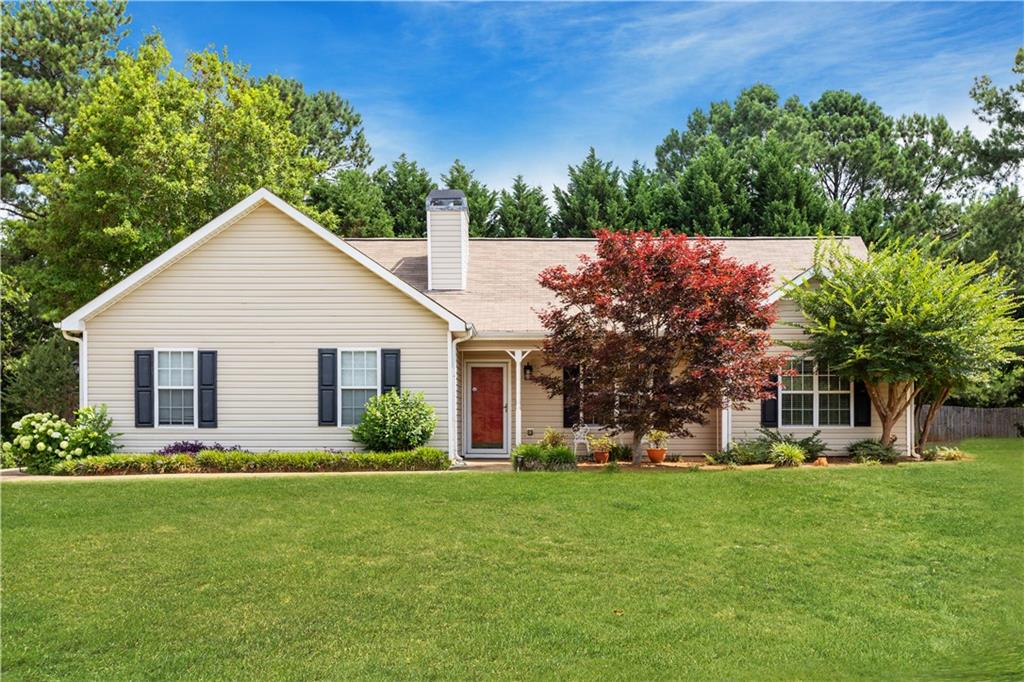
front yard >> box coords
[2,439,1021,679]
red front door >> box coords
[470,365,505,450]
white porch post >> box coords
[505,350,532,448]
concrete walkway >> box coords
[0,459,512,483]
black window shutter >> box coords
[134,350,154,427]
[853,381,872,426]
[318,349,337,426]
[760,373,779,428]
[198,350,217,428]
[381,349,401,394]
[562,366,580,428]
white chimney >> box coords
[426,189,468,290]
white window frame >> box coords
[154,348,198,428]
[337,348,381,428]
[778,359,854,428]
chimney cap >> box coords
[426,188,467,211]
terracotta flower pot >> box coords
[646,448,666,464]
[593,450,610,464]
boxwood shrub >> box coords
[51,447,450,475]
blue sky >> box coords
[126,1,1021,194]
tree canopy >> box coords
[789,237,1024,446]
[309,169,394,237]
[1,0,130,219]
[534,230,784,461]
[372,154,436,237]
[9,37,324,319]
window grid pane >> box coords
[340,351,378,388]
[157,351,195,425]
[781,393,814,426]
[341,388,376,426]
[819,393,851,426]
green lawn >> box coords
[2,439,1021,680]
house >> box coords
[59,188,914,460]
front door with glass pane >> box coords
[466,363,507,456]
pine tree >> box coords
[441,160,497,236]
[309,170,394,237]
[372,154,436,236]
[489,175,551,237]
[552,148,626,237]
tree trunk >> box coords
[631,431,644,465]
[879,419,896,448]
[917,387,951,452]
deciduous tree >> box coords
[534,230,784,462]
[13,36,324,319]
[789,236,1024,449]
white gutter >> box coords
[59,325,87,408]
[448,324,476,465]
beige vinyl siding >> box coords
[458,341,719,458]
[428,211,464,290]
[729,297,911,454]
[85,203,450,453]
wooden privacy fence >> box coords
[917,404,1024,441]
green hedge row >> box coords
[50,447,450,475]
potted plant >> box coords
[644,429,669,464]
[587,433,615,464]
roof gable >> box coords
[60,189,468,332]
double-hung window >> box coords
[339,349,379,426]
[780,359,852,427]
[156,349,196,426]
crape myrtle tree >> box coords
[789,236,1024,450]
[534,229,786,463]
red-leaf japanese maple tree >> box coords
[534,229,785,463]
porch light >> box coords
[523,363,533,380]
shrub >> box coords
[52,454,200,475]
[52,447,450,475]
[1,448,15,469]
[921,445,967,462]
[155,440,241,455]
[352,390,437,452]
[708,429,826,466]
[769,442,806,467]
[3,413,75,473]
[602,461,621,473]
[511,443,576,471]
[848,439,901,464]
[609,442,633,462]
[756,427,827,458]
[68,405,120,458]
[710,440,768,465]
[539,427,566,448]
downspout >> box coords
[59,326,87,408]
[448,324,476,465]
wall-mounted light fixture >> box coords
[523,363,533,380]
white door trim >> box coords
[463,360,510,458]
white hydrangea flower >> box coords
[36,442,46,451]
[74,448,83,456]
[60,441,69,449]
[12,421,21,430]
[20,436,32,449]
